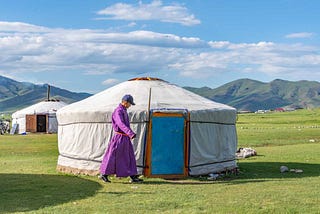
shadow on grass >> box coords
[227,161,320,184]
[138,162,320,185]
[0,173,102,213]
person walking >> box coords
[99,94,143,183]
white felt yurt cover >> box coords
[56,78,238,176]
[12,100,67,134]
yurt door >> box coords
[36,115,47,132]
[145,112,189,178]
[26,114,37,132]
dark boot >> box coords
[99,174,111,183]
[130,175,143,183]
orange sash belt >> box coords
[115,131,129,136]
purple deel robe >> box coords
[100,104,137,177]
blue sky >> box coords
[0,0,319,93]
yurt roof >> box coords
[12,100,68,118]
[57,77,236,124]
[59,77,234,111]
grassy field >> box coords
[0,109,319,213]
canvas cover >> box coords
[12,101,67,134]
[56,78,238,176]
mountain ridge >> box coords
[184,78,320,111]
[0,75,91,113]
[1,75,320,113]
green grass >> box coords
[1,109,320,213]
[237,108,320,147]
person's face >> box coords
[123,101,131,109]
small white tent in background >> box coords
[11,100,67,134]
[56,77,238,177]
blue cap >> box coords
[122,94,135,105]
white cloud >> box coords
[102,78,120,86]
[208,41,230,49]
[171,41,320,79]
[0,21,50,32]
[285,32,315,39]
[0,21,320,89]
[127,22,137,27]
[96,0,200,26]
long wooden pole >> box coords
[145,87,152,176]
[47,84,50,101]
[147,87,152,122]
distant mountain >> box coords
[0,75,92,113]
[185,78,320,112]
[2,75,320,113]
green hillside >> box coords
[0,75,91,113]
[185,78,320,111]
[2,75,320,113]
